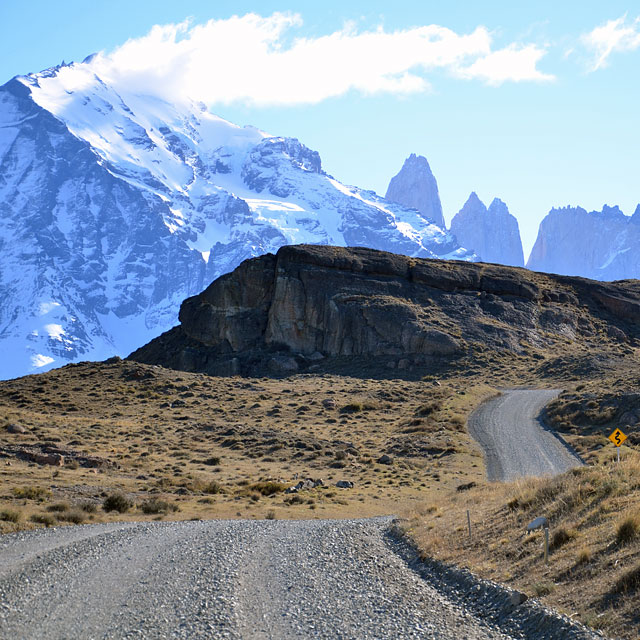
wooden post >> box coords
[467,509,471,540]
[544,527,549,564]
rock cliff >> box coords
[385,154,446,228]
[130,244,640,377]
[450,193,524,267]
[527,205,640,280]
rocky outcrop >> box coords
[385,154,445,228]
[527,205,640,280]
[450,193,524,267]
[130,244,640,377]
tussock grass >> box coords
[13,486,51,500]
[614,564,640,594]
[46,502,70,513]
[30,513,56,527]
[616,514,640,545]
[140,498,179,515]
[0,509,21,523]
[249,481,288,496]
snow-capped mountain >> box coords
[450,193,524,267]
[527,205,640,280]
[0,60,475,380]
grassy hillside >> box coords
[1,342,639,638]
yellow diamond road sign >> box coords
[609,428,627,447]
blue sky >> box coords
[2,1,639,258]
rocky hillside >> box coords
[527,204,640,280]
[0,63,473,380]
[130,244,640,377]
[450,193,524,267]
[385,154,445,228]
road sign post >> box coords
[608,428,627,463]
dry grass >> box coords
[408,448,640,639]
[0,359,495,535]
[1,351,640,637]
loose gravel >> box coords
[0,517,604,639]
[468,389,583,481]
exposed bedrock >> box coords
[130,244,640,377]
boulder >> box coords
[6,424,26,434]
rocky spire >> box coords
[385,154,445,228]
[450,193,524,267]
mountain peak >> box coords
[385,154,445,228]
[450,194,524,267]
[461,192,486,212]
[488,197,509,215]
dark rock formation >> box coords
[450,193,524,267]
[385,154,445,228]
[129,244,640,377]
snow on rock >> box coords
[450,193,524,267]
[0,60,476,379]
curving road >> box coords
[468,389,582,482]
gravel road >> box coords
[468,389,583,482]
[0,517,526,640]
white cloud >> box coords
[456,44,554,86]
[581,14,640,70]
[87,12,553,106]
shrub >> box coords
[550,527,577,551]
[340,402,363,413]
[532,582,554,597]
[46,502,70,513]
[0,509,21,523]
[79,501,98,513]
[57,510,86,524]
[13,486,51,500]
[31,513,56,527]
[103,492,131,513]
[416,400,442,417]
[576,547,591,565]
[249,481,287,496]
[203,481,224,495]
[140,499,179,515]
[203,456,221,466]
[265,510,276,520]
[614,564,640,594]
[617,515,640,545]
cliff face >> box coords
[527,205,640,280]
[449,193,524,267]
[130,245,640,377]
[385,154,446,228]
